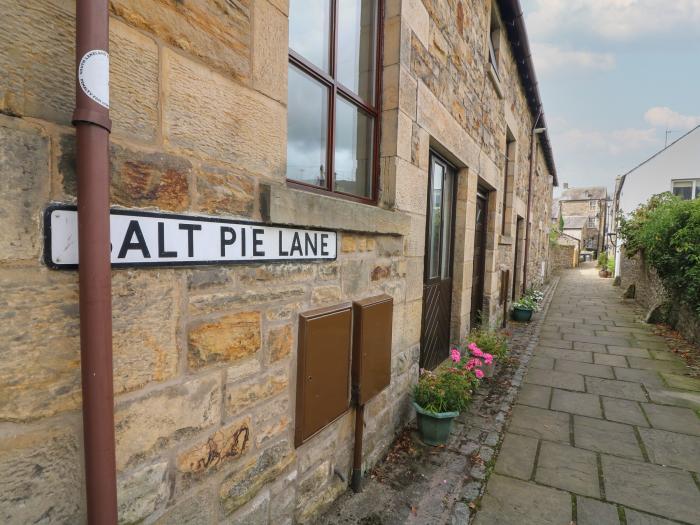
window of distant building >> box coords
[671,179,699,200]
[588,217,597,228]
[287,0,381,203]
[589,199,597,210]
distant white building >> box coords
[612,125,700,275]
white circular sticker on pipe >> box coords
[78,50,109,108]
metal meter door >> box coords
[471,189,489,327]
[420,153,456,370]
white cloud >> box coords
[531,43,616,74]
[526,0,700,41]
[644,107,700,130]
[557,127,658,155]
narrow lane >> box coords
[475,264,700,525]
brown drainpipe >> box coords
[73,0,118,522]
[522,106,543,294]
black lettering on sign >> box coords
[178,223,202,257]
[278,231,289,256]
[320,233,330,256]
[290,232,303,256]
[118,220,151,259]
[252,228,265,257]
[158,222,177,258]
[241,228,246,256]
[220,227,236,257]
[305,232,317,256]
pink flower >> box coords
[475,369,485,379]
[483,353,494,365]
[450,348,461,363]
[465,357,482,371]
[468,342,484,357]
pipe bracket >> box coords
[72,107,112,133]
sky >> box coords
[521,0,700,195]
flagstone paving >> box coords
[475,265,700,525]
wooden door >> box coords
[470,190,488,327]
[420,153,456,370]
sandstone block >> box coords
[253,0,288,102]
[110,19,159,142]
[371,264,392,281]
[219,440,295,515]
[115,374,221,470]
[118,461,170,524]
[177,416,251,476]
[268,324,293,362]
[229,489,270,525]
[0,119,49,261]
[0,424,83,524]
[254,396,291,448]
[226,368,288,415]
[341,235,356,253]
[341,259,370,296]
[0,0,73,122]
[110,0,251,83]
[194,165,255,217]
[311,285,342,305]
[153,489,214,525]
[239,263,314,284]
[188,311,261,369]
[188,285,307,317]
[164,49,285,177]
[318,263,340,281]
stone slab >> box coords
[473,475,572,525]
[551,389,602,418]
[536,346,593,363]
[525,368,585,392]
[573,341,607,352]
[638,427,700,472]
[509,405,571,444]
[602,398,648,427]
[613,368,665,388]
[538,339,573,350]
[627,357,683,373]
[576,496,619,525]
[535,441,599,498]
[625,508,681,525]
[594,353,628,367]
[642,403,700,436]
[585,377,647,402]
[574,415,643,460]
[555,360,615,379]
[517,383,551,409]
[660,373,700,392]
[529,356,554,370]
[646,389,700,410]
[602,455,700,524]
[494,433,538,480]
[607,346,651,358]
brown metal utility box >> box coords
[295,303,352,447]
[352,295,393,404]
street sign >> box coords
[44,205,337,269]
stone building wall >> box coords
[0,1,555,523]
[550,244,578,274]
[620,251,700,345]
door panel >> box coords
[420,153,456,370]
[470,190,488,327]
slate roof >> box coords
[560,186,607,201]
[562,215,588,229]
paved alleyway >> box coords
[474,264,700,525]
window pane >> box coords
[287,65,329,187]
[440,168,453,278]
[672,181,693,200]
[337,0,376,101]
[695,182,700,199]
[428,163,444,279]
[334,96,373,198]
[289,0,331,72]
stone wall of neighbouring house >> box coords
[620,250,700,345]
[550,243,579,274]
[0,0,555,523]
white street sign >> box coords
[45,206,337,268]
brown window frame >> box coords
[287,0,384,205]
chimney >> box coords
[563,182,569,189]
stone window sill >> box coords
[260,183,411,236]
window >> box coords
[488,6,501,78]
[287,0,381,202]
[588,217,597,228]
[671,179,699,200]
[589,200,597,210]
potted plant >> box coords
[413,350,479,446]
[468,330,508,377]
[511,295,536,322]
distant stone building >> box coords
[559,185,608,254]
[0,1,556,523]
